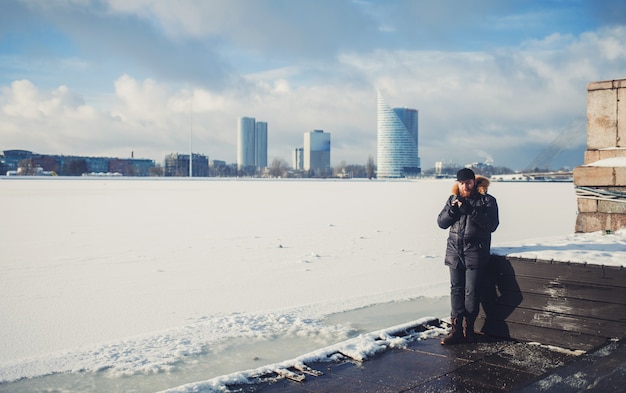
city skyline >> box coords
[1,1,625,170]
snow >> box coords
[0,177,624,392]
[163,317,447,393]
[493,231,626,266]
[583,156,626,167]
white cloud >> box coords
[2,80,85,118]
[112,74,171,123]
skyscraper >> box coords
[237,117,255,170]
[293,147,304,170]
[376,91,420,178]
[304,130,331,174]
[237,117,268,171]
[255,121,268,169]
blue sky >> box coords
[1,0,626,170]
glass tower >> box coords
[304,130,331,173]
[237,117,268,170]
[376,91,420,178]
[255,121,268,169]
[237,117,256,170]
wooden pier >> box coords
[220,255,626,392]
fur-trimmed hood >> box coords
[451,175,490,196]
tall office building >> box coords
[293,147,304,170]
[237,117,255,169]
[304,130,331,173]
[237,117,268,170]
[376,91,420,178]
[255,121,268,169]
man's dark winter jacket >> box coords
[437,176,499,269]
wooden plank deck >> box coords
[224,333,626,392]
[221,255,626,392]
[478,255,626,351]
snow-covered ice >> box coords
[0,177,624,392]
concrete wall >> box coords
[573,78,626,233]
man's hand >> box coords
[449,198,462,216]
[454,197,473,215]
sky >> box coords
[1,0,626,170]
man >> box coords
[437,168,499,344]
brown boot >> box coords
[440,317,464,345]
[464,318,477,343]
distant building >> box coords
[209,159,236,177]
[2,150,32,173]
[376,91,420,178]
[2,150,155,176]
[237,117,268,172]
[237,117,256,170]
[255,121,268,169]
[293,147,304,170]
[304,130,331,174]
[435,161,444,176]
[108,158,154,176]
[435,161,458,177]
[164,153,209,177]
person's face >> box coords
[458,179,475,197]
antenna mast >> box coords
[189,95,193,177]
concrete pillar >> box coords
[573,79,626,233]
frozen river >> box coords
[0,177,579,392]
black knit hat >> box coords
[456,168,475,181]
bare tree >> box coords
[150,164,164,177]
[269,158,288,178]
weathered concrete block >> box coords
[577,197,598,213]
[584,148,626,164]
[575,212,602,232]
[598,199,626,214]
[584,147,626,165]
[588,79,626,90]
[587,80,615,91]
[573,166,615,186]
[607,213,626,232]
[587,88,617,149]
[584,150,599,164]
[617,166,626,185]
[575,212,626,233]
